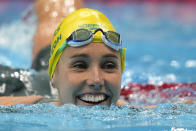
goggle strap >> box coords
[121,48,126,72]
[57,41,68,55]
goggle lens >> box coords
[61,28,122,52]
[106,31,120,43]
[71,29,120,44]
[72,29,91,41]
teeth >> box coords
[79,94,106,102]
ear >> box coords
[50,73,59,98]
[50,73,56,87]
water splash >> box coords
[0,104,195,130]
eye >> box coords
[72,61,88,71]
[101,61,118,72]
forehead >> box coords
[61,42,121,59]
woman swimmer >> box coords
[0,8,128,106]
[48,8,126,106]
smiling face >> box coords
[52,42,122,106]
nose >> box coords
[87,66,103,91]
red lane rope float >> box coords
[120,83,196,103]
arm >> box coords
[0,95,43,106]
[116,99,129,106]
[116,99,157,108]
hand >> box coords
[116,99,129,106]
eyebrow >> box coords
[70,53,119,59]
[102,54,119,59]
[70,54,90,59]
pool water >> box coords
[0,1,196,131]
[0,103,196,131]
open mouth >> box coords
[77,93,109,105]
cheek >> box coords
[107,73,122,88]
[55,70,82,104]
[58,69,85,89]
[58,71,74,89]
[106,72,122,98]
[65,72,84,85]
[105,73,122,104]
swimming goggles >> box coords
[57,28,122,54]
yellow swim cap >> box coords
[49,8,126,78]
